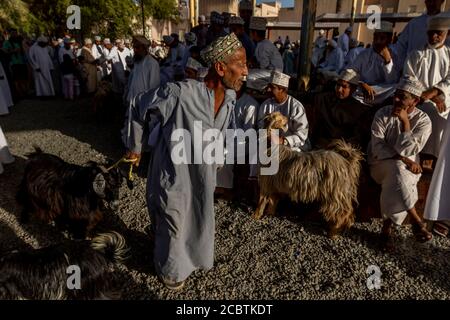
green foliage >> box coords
[144,0,179,22]
[1,0,179,38]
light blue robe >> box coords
[124,79,236,282]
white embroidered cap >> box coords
[270,70,290,88]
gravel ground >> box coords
[0,97,449,300]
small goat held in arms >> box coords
[253,112,364,238]
[0,231,128,300]
[17,147,129,239]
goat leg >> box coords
[253,195,268,220]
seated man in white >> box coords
[257,70,310,152]
[350,21,401,106]
[404,14,450,160]
[368,76,432,249]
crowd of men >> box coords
[1,0,450,291]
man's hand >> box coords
[392,106,408,122]
[399,156,422,174]
[125,151,141,167]
[431,95,447,113]
[360,82,375,101]
[378,47,392,64]
[421,88,439,101]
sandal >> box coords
[432,222,449,238]
[412,222,433,243]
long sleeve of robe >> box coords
[257,95,310,152]
[255,39,284,71]
[123,79,236,282]
[28,44,55,97]
[368,105,432,224]
[404,45,450,157]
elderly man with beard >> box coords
[404,15,450,161]
[369,77,433,250]
[123,35,160,106]
[123,33,248,290]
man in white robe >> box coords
[124,35,160,106]
[337,26,352,56]
[249,17,283,71]
[350,21,401,106]
[257,71,310,152]
[91,36,104,81]
[404,15,450,159]
[0,62,13,115]
[424,114,450,237]
[106,40,132,95]
[368,77,432,249]
[58,38,75,64]
[343,39,364,69]
[317,40,345,81]
[28,36,55,97]
[0,125,14,174]
[393,0,445,67]
[122,34,248,290]
[312,29,327,67]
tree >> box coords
[143,0,179,21]
[0,0,43,34]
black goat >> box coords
[0,231,128,300]
[17,147,128,239]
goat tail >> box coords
[90,231,129,264]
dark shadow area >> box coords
[1,96,126,161]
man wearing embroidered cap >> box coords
[249,16,283,71]
[404,14,450,160]
[28,35,55,97]
[123,35,160,105]
[369,76,433,250]
[206,11,228,46]
[350,20,401,106]
[122,33,248,290]
[257,70,310,152]
[229,15,255,60]
[313,69,371,149]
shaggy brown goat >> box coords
[17,147,127,239]
[0,231,128,300]
[254,112,364,238]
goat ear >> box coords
[93,173,106,197]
